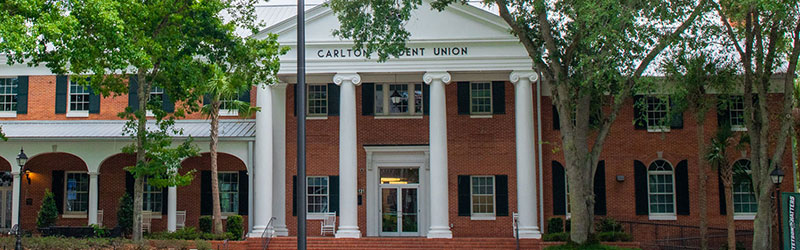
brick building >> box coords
[0,2,794,241]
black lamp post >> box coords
[15,148,27,250]
[772,167,785,250]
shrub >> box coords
[719,242,746,250]
[36,189,58,228]
[544,243,640,250]
[91,224,109,237]
[147,227,201,240]
[543,232,569,242]
[117,192,133,235]
[152,239,192,250]
[195,240,212,250]
[547,218,564,234]
[596,231,632,242]
[226,215,244,240]
[199,216,212,233]
[595,218,624,233]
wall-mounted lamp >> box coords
[24,170,31,185]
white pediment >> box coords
[253,1,533,74]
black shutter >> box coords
[553,105,561,130]
[552,161,566,215]
[717,96,731,127]
[669,97,683,129]
[457,175,471,216]
[423,83,430,115]
[203,94,211,106]
[492,81,505,114]
[633,95,645,130]
[161,187,168,215]
[238,171,248,215]
[718,168,727,215]
[52,170,65,214]
[328,83,340,116]
[239,88,251,103]
[88,86,101,114]
[675,160,690,215]
[162,89,175,113]
[329,176,339,215]
[128,76,139,111]
[361,83,374,116]
[125,172,134,197]
[495,175,509,216]
[200,171,212,215]
[16,76,28,114]
[292,176,298,216]
[634,160,648,215]
[293,84,298,116]
[457,82,470,115]
[55,75,68,114]
[594,161,607,215]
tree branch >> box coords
[494,0,552,77]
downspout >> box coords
[536,72,545,232]
[248,140,255,234]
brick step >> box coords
[245,237,542,250]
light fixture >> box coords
[24,170,30,185]
[390,90,403,105]
[16,148,27,168]
[771,167,785,185]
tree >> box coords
[0,126,6,141]
[707,122,737,250]
[712,1,800,248]
[36,189,58,228]
[0,0,262,240]
[664,48,737,249]
[117,192,134,236]
[328,0,708,244]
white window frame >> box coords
[66,78,90,117]
[218,172,239,215]
[469,82,492,116]
[729,96,747,131]
[306,176,329,219]
[470,176,496,220]
[374,83,423,118]
[306,84,328,118]
[645,96,670,132]
[647,160,677,220]
[732,159,757,220]
[142,177,163,214]
[0,77,18,118]
[146,86,165,117]
[219,96,239,117]
[63,172,89,218]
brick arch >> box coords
[21,152,88,230]
[0,156,10,172]
[178,152,248,232]
[26,152,88,173]
[181,152,247,173]
[96,153,136,230]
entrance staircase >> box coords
[245,237,542,250]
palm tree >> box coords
[202,64,259,234]
[707,122,736,250]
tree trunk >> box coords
[752,187,774,250]
[132,70,149,241]
[567,151,595,244]
[210,100,224,234]
[722,167,736,250]
[696,121,709,250]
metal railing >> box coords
[614,219,754,250]
[261,217,277,250]
[513,213,520,250]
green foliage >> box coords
[596,232,633,242]
[543,232,570,242]
[548,217,565,234]
[226,215,244,240]
[36,189,58,228]
[199,216,213,233]
[151,239,193,250]
[0,237,133,250]
[120,117,199,188]
[91,224,110,238]
[0,126,6,141]
[594,218,623,233]
[544,243,640,250]
[720,241,746,250]
[148,227,235,241]
[195,240,212,250]
[117,192,133,235]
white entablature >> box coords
[251,0,534,74]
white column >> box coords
[334,73,362,238]
[271,83,289,236]
[250,83,275,237]
[11,173,20,227]
[424,72,453,239]
[88,172,99,225]
[167,186,177,232]
[510,71,542,239]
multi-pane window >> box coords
[732,160,757,214]
[69,81,90,112]
[374,83,423,116]
[150,86,164,105]
[646,96,669,131]
[307,85,328,116]
[307,176,329,214]
[219,96,237,111]
[470,82,492,114]
[65,173,89,213]
[647,160,675,215]
[0,78,18,112]
[729,96,746,130]
[471,176,495,215]
[218,172,239,214]
[143,177,162,212]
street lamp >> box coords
[15,148,27,250]
[772,166,785,250]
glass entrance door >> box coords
[380,186,418,236]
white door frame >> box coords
[364,145,429,237]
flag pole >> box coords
[296,0,307,248]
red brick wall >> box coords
[21,152,89,230]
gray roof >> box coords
[0,120,255,139]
